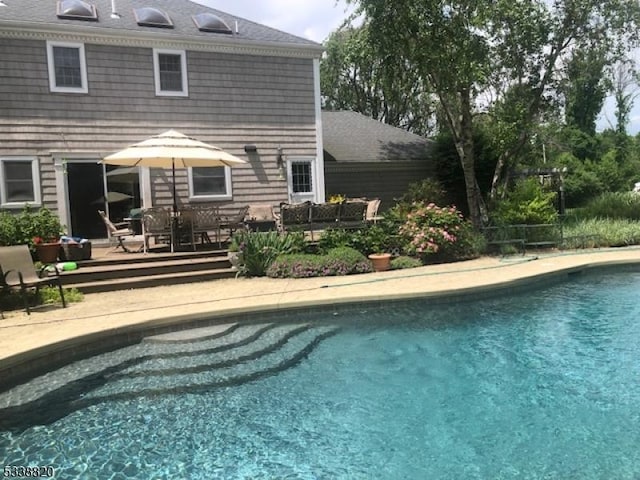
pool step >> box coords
[0,322,339,430]
[84,325,337,400]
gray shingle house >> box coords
[0,0,325,238]
[322,111,434,210]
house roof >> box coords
[0,0,322,56]
[322,111,432,163]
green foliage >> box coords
[394,179,449,212]
[234,231,305,277]
[0,287,83,312]
[39,286,83,304]
[390,256,423,270]
[398,202,481,261]
[490,178,558,225]
[266,247,373,278]
[563,218,640,247]
[317,225,400,256]
[0,206,64,250]
[344,0,640,223]
[321,24,435,135]
[432,128,498,217]
[563,47,609,137]
[572,192,640,221]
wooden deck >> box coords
[59,241,236,293]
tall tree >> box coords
[345,0,640,227]
[320,24,435,135]
[563,46,609,136]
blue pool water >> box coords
[1,268,640,479]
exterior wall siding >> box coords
[0,38,317,217]
[324,162,436,211]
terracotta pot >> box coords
[368,252,392,272]
[35,242,60,264]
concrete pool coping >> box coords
[2,247,640,390]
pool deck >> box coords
[2,247,640,378]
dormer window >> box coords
[57,0,98,21]
[192,13,232,34]
[46,41,88,93]
[134,7,173,28]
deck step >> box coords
[62,267,238,293]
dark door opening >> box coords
[67,163,141,239]
[67,162,105,239]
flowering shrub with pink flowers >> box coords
[399,202,480,261]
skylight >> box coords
[56,0,98,21]
[192,13,233,34]
[134,7,173,28]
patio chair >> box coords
[278,201,312,233]
[141,207,174,253]
[181,205,221,248]
[220,206,250,243]
[309,202,340,240]
[98,210,136,253]
[338,200,368,229]
[366,199,383,224]
[0,245,66,315]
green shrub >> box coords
[390,256,423,270]
[563,218,640,247]
[396,179,448,209]
[40,286,84,304]
[490,178,558,225]
[0,205,64,250]
[234,230,305,277]
[572,192,640,221]
[0,286,83,312]
[266,247,373,278]
[317,225,401,256]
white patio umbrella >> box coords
[102,130,246,214]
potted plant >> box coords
[33,236,61,264]
[368,251,392,271]
[24,207,64,264]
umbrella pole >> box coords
[171,161,177,253]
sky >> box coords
[194,1,639,135]
[193,0,355,43]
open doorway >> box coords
[66,162,140,239]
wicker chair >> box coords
[220,206,250,243]
[278,201,312,233]
[141,207,173,253]
[181,205,221,248]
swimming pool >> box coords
[1,267,639,479]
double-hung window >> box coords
[188,167,232,200]
[153,49,188,96]
[0,157,41,207]
[46,41,88,93]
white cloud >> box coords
[193,0,355,42]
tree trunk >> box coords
[456,89,486,228]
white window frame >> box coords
[153,48,188,97]
[188,166,232,201]
[46,41,88,93]
[286,157,318,204]
[0,156,41,208]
